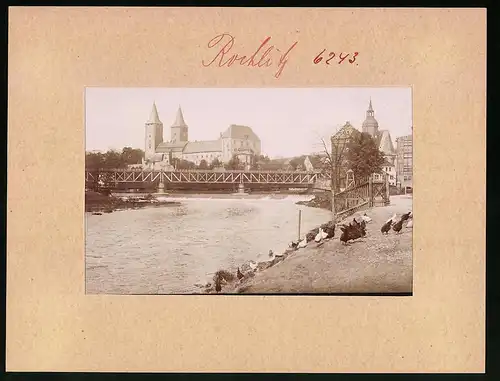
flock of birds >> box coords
[213,210,413,293]
[380,211,413,235]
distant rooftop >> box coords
[183,140,222,154]
[221,124,260,141]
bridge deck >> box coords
[85,169,328,185]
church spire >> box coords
[172,105,187,127]
[366,98,374,117]
[147,101,161,124]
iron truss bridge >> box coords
[85,169,329,185]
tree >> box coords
[101,150,124,169]
[210,158,222,169]
[256,154,271,163]
[198,159,208,170]
[225,154,241,170]
[289,156,304,170]
[121,147,144,165]
[85,147,145,170]
[85,152,104,170]
[319,137,342,222]
[172,158,196,170]
[308,154,324,169]
[346,132,385,180]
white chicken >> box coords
[298,238,307,248]
[361,213,372,223]
[321,229,328,240]
[315,228,324,243]
[386,213,397,224]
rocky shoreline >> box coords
[200,191,335,294]
[85,191,181,214]
[204,195,413,294]
[295,192,331,210]
[203,219,336,294]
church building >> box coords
[330,99,397,188]
[361,99,396,165]
[142,102,261,169]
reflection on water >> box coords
[85,195,331,294]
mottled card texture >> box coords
[7,7,486,372]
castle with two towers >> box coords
[142,102,262,169]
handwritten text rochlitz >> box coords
[201,34,299,79]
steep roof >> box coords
[362,99,379,132]
[172,106,187,127]
[304,156,314,171]
[156,141,188,153]
[368,98,374,112]
[221,124,260,141]
[147,102,162,124]
[382,159,395,167]
[183,140,222,154]
[377,130,395,155]
[331,121,360,140]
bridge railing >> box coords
[85,169,327,185]
[87,168,325,175]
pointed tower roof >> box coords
[172,106,187,127]
[147,102,162,124]
[362,98,379,135]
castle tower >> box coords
[361,98,379,138]
[170,106,188,143]
[144,102,164,161]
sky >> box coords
[85,87,412,158]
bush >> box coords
[213,269,235,283]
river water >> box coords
[85,195,331,294]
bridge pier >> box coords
[237,182,246,194]
[156,173,167,194]
[157,181,166,194]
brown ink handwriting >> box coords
[313,50,359,65]
[202,33,299,79]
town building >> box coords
[304,156,314,172]
[381,159,397,186]
[142,102,261,169]
[395,134,413,191]
[330,99,398,189]
[361,99,396,165]
[330,121,361,190]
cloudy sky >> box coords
[85,87,412,158]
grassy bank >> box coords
[85,191,181,213]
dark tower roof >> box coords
[368,98,374,112]
[362,98,379,134]
[147,102,162,124]
[172,106,187,127]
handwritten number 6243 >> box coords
[313,49,358,65]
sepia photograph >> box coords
[85,87,413,295]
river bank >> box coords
[85,191,181,213]
[295,192,331,210]
[86,194,331,294]
[205,195,413,294]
